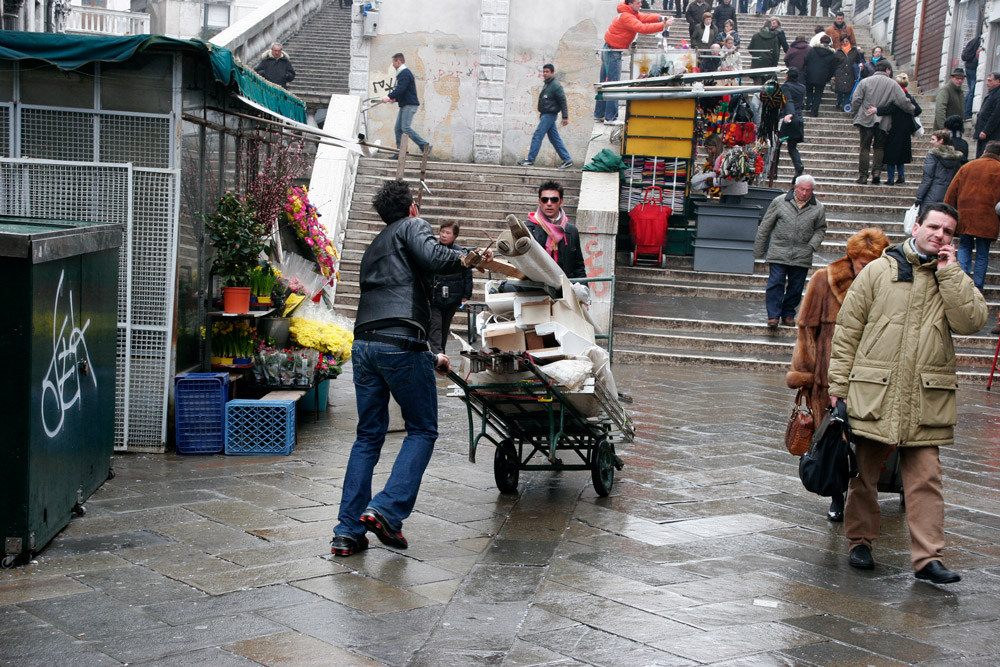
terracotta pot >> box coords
[222,286,251,314]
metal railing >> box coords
[67,7,149,35]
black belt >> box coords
[355,330,429,352]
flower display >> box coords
[289,317,353,361]
[212,319,255,359]
[284,186,339,281]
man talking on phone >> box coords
[827,202,986,584]
[331,179,491,557]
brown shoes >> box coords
[767,318,779,328]
[782,316,796,327]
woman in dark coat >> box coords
[877,73,922,185]
[803,36,836,117]
[832,36,862,111]
[914,130,964,214]
[787,228,889,523]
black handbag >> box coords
[799,400,858,497]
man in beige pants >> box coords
[827,202,987,584]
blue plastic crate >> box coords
[174,373,230,454]
[225,399,296,455]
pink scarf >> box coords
[528,208,569,262]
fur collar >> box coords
[826,256,855,304]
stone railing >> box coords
[210,0,324,65]
[67,7,150,35]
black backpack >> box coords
[799,400,858,497]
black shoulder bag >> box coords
[799,399,859,497]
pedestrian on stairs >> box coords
[824,12,856,47]
[933,69,966,131]
[753,175,827,328]
[803,34,835,117]
[597,0,674,125]
[876,73,921,186]
[974,72,1000,158]
[254,43,295,88]
[518,64,573,169]
[382,53,430,155]
[944,141,1000,290]
[786,228,889,524]
[850,59,914,185]
[832,35,862,111]
[748,20,780,84]
[779,67,806,181]
[914,130,963,215]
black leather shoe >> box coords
[361,507,408,549]
[827,498,844,522]
[915,560,961,584]
[871,175,881,185]
[330,534,369,557]
[849,545,875,569]
[855,176,866,184]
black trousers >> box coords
[786,139,803,176]
[805,83,825,116]
[428,303,461,355]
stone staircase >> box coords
[334,158,583,325]
[258,0,353,109]
[612,11,999,381]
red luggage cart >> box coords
[628,186,671,268]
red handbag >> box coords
[629,186,671,250]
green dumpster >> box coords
[0,217,121,567]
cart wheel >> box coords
[72,504,86,518]
[1,555,15,569]
[107,467,116,481]
[591,440,615,497]
[494,441,520,494]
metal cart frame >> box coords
[448,354,632,497]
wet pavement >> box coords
[4,363,1000,666]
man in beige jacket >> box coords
[828,202,987,584]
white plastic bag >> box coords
[903,204,919,236]
[912,115,924,137]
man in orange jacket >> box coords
[596,0,673,125]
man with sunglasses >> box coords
[525,181,587,279]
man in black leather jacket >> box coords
[331,179,489,557]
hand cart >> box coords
[448,353,634,497]
[628,185,672,268]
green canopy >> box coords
[0,31,306,123]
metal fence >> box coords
[4,103,179,453]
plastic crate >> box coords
[225,399,296,455]
[174,373,229,454]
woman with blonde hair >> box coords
[786,228,890,522]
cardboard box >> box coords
[482,322,526,352]
[514,296,552,327]
[525,330,557,351]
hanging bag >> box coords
[799,400,859,497]
[784,388,814,456]
[903,204,919,235]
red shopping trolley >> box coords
[628,186,672,268]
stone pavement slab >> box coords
[2,364,1000,665]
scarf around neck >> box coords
[528,208,569,262]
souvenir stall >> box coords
[597,64,787,273]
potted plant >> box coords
[204,191,268,313]
[249,262,279,306]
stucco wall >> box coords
[503,0,615,166]
[361,0,621,164]
[364,0,482,161]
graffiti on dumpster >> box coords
[41,270,96,438]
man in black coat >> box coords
[780,68,807,180]
[712,0,736,35]
[975,72,1000,158]
[254,43,295,88]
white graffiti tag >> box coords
[40,270,96,438]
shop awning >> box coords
[0,31,306,123]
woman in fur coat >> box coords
[786,228,889,522]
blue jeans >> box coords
[394,104,427,150]
[528,113,571,162]
[335,339,438,539]
[594,45,621,121]
[765,263,809,319]
[886,164,904,182]
[966,67,977,118]
[958,234,991,290]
